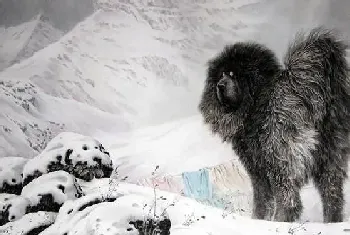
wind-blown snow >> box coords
[97,116,240,181]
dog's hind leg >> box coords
[271,175,303,222]
[274,185,303,222]
[313,162,346,223]
[251,175,274,220]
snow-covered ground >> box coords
[95,115,238,180]
[1,125,350,234]
[2,172,350,234]
[1,0,350,234]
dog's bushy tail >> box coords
[284,27,350,122]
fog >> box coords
[0,0,94,32]
[1,0,349,34]
[1,0,349,55]
[251,0,350,60]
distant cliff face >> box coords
[0,0,267,158]
[0,14,63,71]
[0,0,94,32]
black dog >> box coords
[198,27,350,222]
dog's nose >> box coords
[217,82,225,91]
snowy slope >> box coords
[0,19,37,71]
[1,127,350,234]
[0,0,271,158]
[0,14,62,71]
[3,177,350,235]
[11,14,63,66]
[70,180,350,235]
[96,115,350,223]
[95,115,240,181]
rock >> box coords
[22,132,114,185]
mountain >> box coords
[0,0,94,32]
[0,13,63,71]
[11,14,63,66]
[0,0,270,158]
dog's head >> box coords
[208,42,281,111]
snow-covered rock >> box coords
[41,193,120,235]
[0,211,56,235]
[22,132,113,185]
[0,193,28,225]
[22,171,83,212]
[0,171,82,225]
[0,156,28,195]
[41,192,173,235]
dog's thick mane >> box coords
[199,41,281,141]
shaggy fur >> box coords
[198,27,350,223]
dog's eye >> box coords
[221,71,234,77]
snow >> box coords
[11,14,63,65]
[0,14,62,71]
[41,179,350,235]
[22,132,113,183]
[0,0,270,158]
[0,211,56,235]
[1,0,350,234]
[0,20,37,71]
[21,170,82,205]
[0,157,27,187]
[96,116,242,182]
[0,194,29,223]
[0,171,81,224]
[2,121,350,234]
